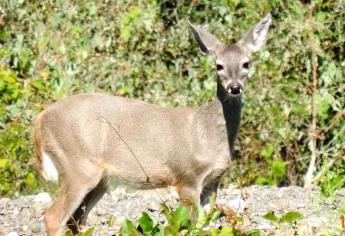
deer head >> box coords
[189,14,272,97]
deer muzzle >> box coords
[227,83,243,95]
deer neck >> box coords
[196,82,242,158]
[217,82,242,154]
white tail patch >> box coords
[42,151,59,182]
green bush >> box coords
[0,0,344,196]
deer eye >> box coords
[243,62,250,69]
[216,64,224,71]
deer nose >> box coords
[228,83,242,95]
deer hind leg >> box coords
[44,169,104,236]
[66,177,108,234]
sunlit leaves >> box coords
[263,211,303,224]
[0,0,343,196]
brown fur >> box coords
[34,113,44,175]
[35,15,271,236]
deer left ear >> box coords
[188,21,223,54]
[238,14,272,53]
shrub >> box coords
[0,0,344,196]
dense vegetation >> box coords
[0,0,344,197]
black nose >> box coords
[229,84,242,94]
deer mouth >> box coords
[228,90,243,97]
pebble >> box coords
[31,223,41,233]
[33,203,46,217]
[20,208,34,224]
[21,225,28,231]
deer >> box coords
[34,14,272,235]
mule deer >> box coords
[34,14,271,235]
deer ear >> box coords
[238,13,272,53]
[188,21,223,54]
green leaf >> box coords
[18,48,32,69]
[160,202,173,225]
[219,226,234,236]
[25,172,36,187]
[64,230,73,236]
[77,227,94,236]
[170,205,190,231]
[119,219,140,236]
[271,160,286,178]
[139,212,154,233]
[209,192,217,214]
[260,143,274,159]
[31,80,45,90]
[255,177,275,186]
[152,224,164,236]
[195,205,208,229]
[263,212,279,222]
[280,211,303,224]
[0,159,9,169]
[108,215,115,227]
[210,210,222,222]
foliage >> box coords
[64,193,262,235]
[0,0,344,196]
[64,227,94,236]
[116,203,261,236]
[262,210,303,234]
[263,211,303,225]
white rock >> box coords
[34,192,52,203]
[13,208,19,215]
[6,232,19,236]
[228,197,245,213]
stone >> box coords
[20,208,34,224]
[21,225,28,232]
[31,223,41,233]
[6,232,19,236]
[34,192,52,204]
[33,203,46,218]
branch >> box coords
[304,2,319,187]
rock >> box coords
[33,203,46,217]
[0,198,10,208]
[227,197,245,213]
[12,208,19,215]
[6,232,19,236]
[34,192,52,203]
[13,198,27,208]
[31,222,41,233]
[20,208,34,224]
[21,225,28,232]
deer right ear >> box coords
[188,21,223,54]
[238,13,272,53]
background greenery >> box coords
[0,0,344,197]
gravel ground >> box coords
[1,185,344,236]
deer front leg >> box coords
[176,183,202,222]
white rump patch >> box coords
[42,151,58,182]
